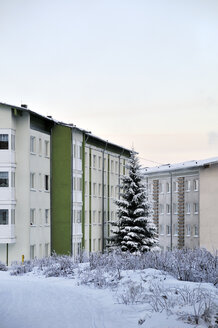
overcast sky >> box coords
[1,0,218,166]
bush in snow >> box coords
[10,260,34,275]
[37,253,76,277]
[109,150,158,253]
[0,261,7,271]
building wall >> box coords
[199,165,218,252]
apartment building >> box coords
[0,102,130,264]
[144,158,218,252]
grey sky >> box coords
[1,0,218,166]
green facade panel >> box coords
[51,125,72,255]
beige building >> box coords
[144,157,218,253]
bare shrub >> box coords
[0,261,7,271]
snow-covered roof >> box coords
[0,101,131,153]
[143,157,218,175]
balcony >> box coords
[0,224,16,243]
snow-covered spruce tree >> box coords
[109,151,158,253]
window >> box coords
[173,181,178,192]
[186,203,191,214]
[115,161,118,174]
[159,183,164,193]
[77,210,82,223]
[73,144,77,158]
[166,204,170,214]
[93,210,96,223]
[185,180,191,191]
[11,134,15,150]
[30,173,35,189]
[74,177,77,191]
[45,175,49,191]
[104,184,106,196]
[93,239,96,252]
[194,179,199,191]
[39,138,42,155]
[11,172,15,188]
[194,225,199,237]
[111,186,114,197]
[30,245,35,260]
[98,156,102,169]
[159,204,164,215]
[159,224,164,235]
[186,224,191,236]
[98,211,101,223]
[93,183,96,196]
[111,160,114,173]
[77,177,82,191]
[98,238,101,251]
[45,209,49,224]
[39,209,42,225]
[45,141,49,157]
[93,155,96,168]
[45,243,49,257]
[85,152,88,166]
[173,224,178,236]
[11,209,15,224]
[166,225,171,235]
[194,203,199,214]
[30,209,35,225]
[0,134,8,149]
[0,172,8,187]
[85,181,88,194]
[166,182,170,193]
[173,203,177,214]
[79,146,82,160]
[39,173,42,190]
[30,136,36,153]
[77,242,82,255]
[111,211,114,221]
[98,184,101,197]
[104,158,106,171]
[0,210,8,225]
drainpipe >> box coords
[170,172,173,251]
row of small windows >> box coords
[159,203,199,215]
[30,208,50,226]
[159,224,199,237]
[84,238,102,252]
[0,134,15,150]
[149,179,199,194]
[0,209,15,225]
[30,136,50,157]
[84,182,119,198]
[30,243,49,260]
[85,153,124,174]
[30,173,49,191]
[0,172,15,188]
[84,210,116,224]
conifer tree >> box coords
[110,151,158,253]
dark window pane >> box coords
[0,134,8,149]
[0,172,9,187]
[0,210,8,225]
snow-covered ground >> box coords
[0,268,217,328]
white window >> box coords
[0,134,8,149]
[39,173,42,190]
[77,177,82,191]
[173,203,177,214]
[85,181,88,194]
[30,209,35,225]
[185,180,191,191]
[30,245,35,260]
[45,140,49,157]
[166,204,170,214]
[115,161,118,174]
[98,238,101,251]
[85,211,88,224]
[0,209,8,225]
[186,203,191,214]
[159,204,164,215]
[79,146,82,160]
[194,179,199,191]
[111,160,114,173]
[93,155,96,168]
[111,211,114,221]
[39,209,42,225]
[194,225,199,236]
[11,134,15,150]
[0,172,9,187]
[93,210,96,223]
[39,138,42,155]
[45,243,49,257]
[166,225,171,235]
[194,203,199,214]
[166,182,170,193]
[11,209,15,224]
[104,184,106,196]
[73,144,77,158]
[30,173,35,189]
[93,239,96,252]
[85,152,88,166]
[186,224,191,236]
[45,209,49,224]
[30,136,36,153]
[159,224,164,235]
[104,158,106,171]
[98,156,102,169]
